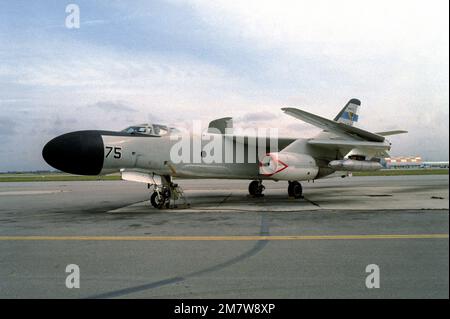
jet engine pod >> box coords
[259,152,319,181]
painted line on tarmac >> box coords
[0,234,448,241]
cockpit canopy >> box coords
[121,124,178,136]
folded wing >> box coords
[282,107,386,142]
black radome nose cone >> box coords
[42,131,104,175]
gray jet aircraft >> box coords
[42,99,407,208]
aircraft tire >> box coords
[150,192,160,208]
[288,181,302,199]
[249,180,264,197]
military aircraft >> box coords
[42,99,407,208]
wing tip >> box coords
[282,107,300,113]
[376,130,409,136]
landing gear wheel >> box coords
[150,192,162,208]
[288,181,303,199]
[150,189,171,209]
[249,180,265,197]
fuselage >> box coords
[42,130,336,181]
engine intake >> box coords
[259,152,319,181]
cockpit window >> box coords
[122,126,146,134]
[120,124,176,136]
[153,125,168,136]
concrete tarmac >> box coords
[0,175,448,298]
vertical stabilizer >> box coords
[333,99,360,126]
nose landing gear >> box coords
[149,176,189,209]
[150,185,172,209]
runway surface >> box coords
[0,175,448,298]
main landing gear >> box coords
[248,180,265,197]
[288,181,303,199]
[248,180,303,199]
[150,176,188,209]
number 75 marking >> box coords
[105,146,122,159]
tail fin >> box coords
[333,98,360,126]
[208,117,233,134]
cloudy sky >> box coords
[0,0,448,171]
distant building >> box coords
[383,156,449,169]
[421,161,449,169]
[384,156,422,169]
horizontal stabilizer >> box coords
[282,107,385,142]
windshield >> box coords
[122,126,147,134]
[153,125,168,136]
[121,124,177,136]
